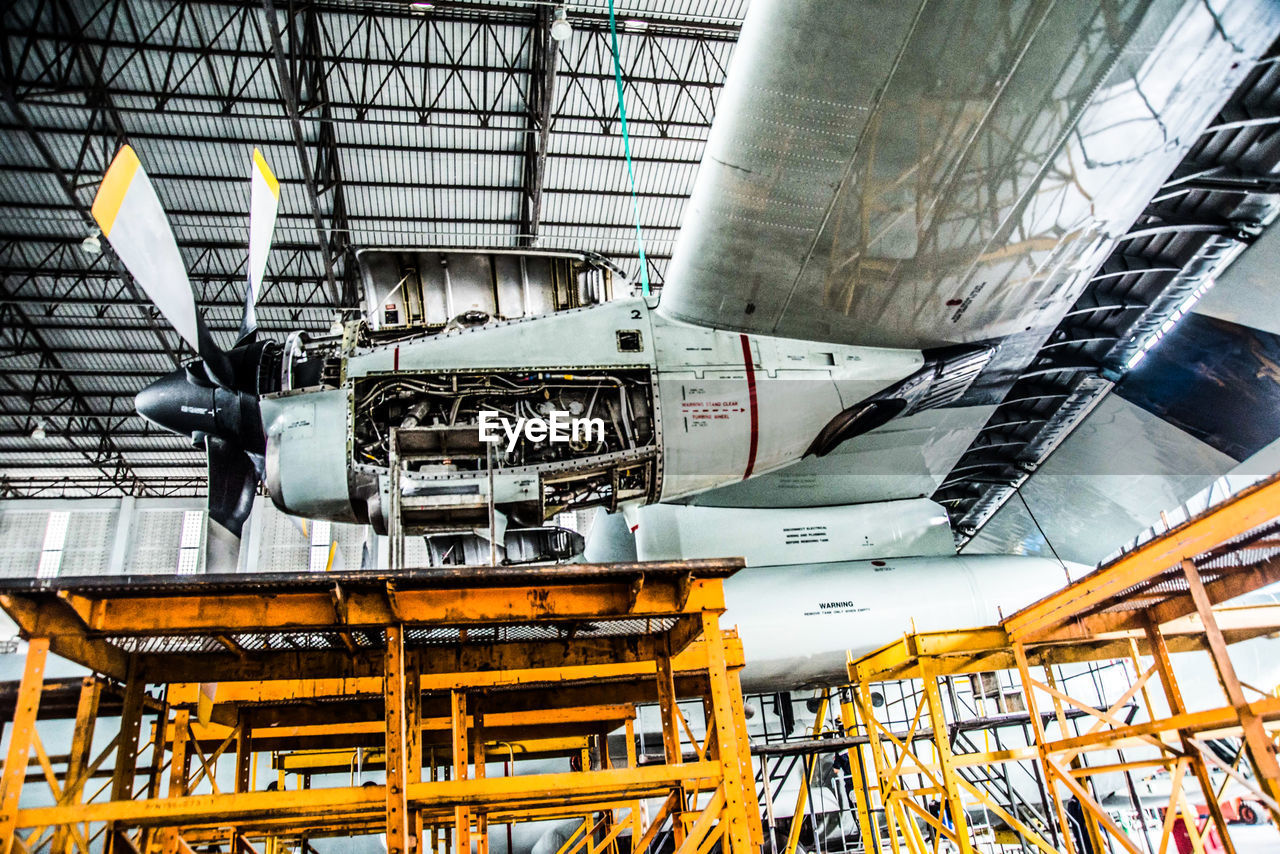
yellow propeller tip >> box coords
[90,145,141,238]
[252,148,281,199]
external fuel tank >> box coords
[726,554,1073,691]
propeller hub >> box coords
[135,366,266,455]
[135,368,216,437]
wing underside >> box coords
[660,0,1280,510]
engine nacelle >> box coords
[260,298,986,533]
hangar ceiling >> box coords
[0,0,743,498]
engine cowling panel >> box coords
[353,368,660,530]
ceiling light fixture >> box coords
[80,228,101,256]
[550,6,573,41]
[30,419,47,440]
[1124,278,1215,369]
[623,18,648,31]
[409,2,434,12]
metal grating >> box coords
[1086,518,1280,618]
[101,616,679,657]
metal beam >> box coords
[0,164,691,197]
[258,0,341,308]
[0,119,708,161]
[0,475,205,499]
[520,6,559,247]
[298,2,357,309]
[0,292,148,494]
[33,0,187,370]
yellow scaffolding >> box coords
[0,559,763,854]
[847,473,1280,854]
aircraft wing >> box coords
[964,260,1280,564]
[658,0,1279,510]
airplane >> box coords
[86,0,1280,575]
[4,4,1267,854]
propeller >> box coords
[92,145,282,574]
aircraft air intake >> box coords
[805,345,995,458]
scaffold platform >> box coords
[843,473,1280,854]
[0,559,763,854]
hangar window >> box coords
[309,520,334,572]
[37,511,69,579]
[176,510,204,574]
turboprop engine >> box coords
[90,139,993,546]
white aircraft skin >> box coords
[586,498,1079,691]
[726,553,1071,692]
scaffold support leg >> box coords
[701,611,753,854]
[234,711,252,795]
[0,637,47,854]
[473,698,488,854]
[726,670,764,846]
[386,625,410,854]
[1143,616,1238,854]
[160,709,192,854]
[51,675,100,854]
[106,657,146,854]
[452,688,470,854]
[919,657,974,854]
[407,651,422,853]
[1012,643,1079,854]
[1182,558,1280,824]
[857,681,902,854]
[839,695,880,854]
[655,642,685,847]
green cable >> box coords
[607,0,651,297]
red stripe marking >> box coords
[393,346,400,371]
[739,333,759,480]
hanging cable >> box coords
[607,0,651,297]
[1016,486,1071,583]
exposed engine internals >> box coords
[352,369,656,471]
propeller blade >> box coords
[287,516,345,571]
[92,146,233,386]
[204,435,257,573]
[287,515,310,540]
[197,682,217,726]
[241,148,280,345]
[326,542,345,572]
